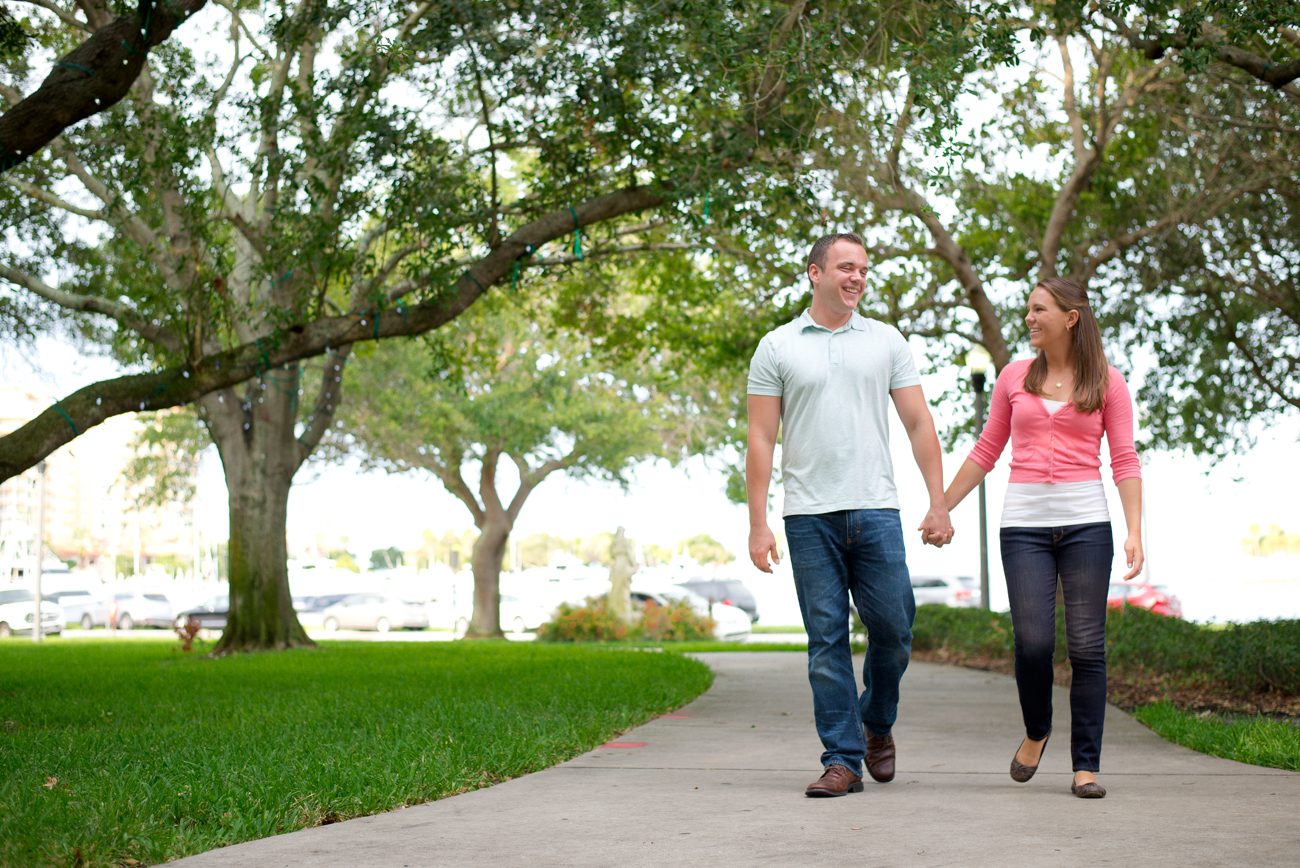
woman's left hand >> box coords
[1123,533,1145,580]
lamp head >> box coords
[965,345,992,376]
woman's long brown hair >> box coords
[1024,277,1109,413]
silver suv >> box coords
[110,591,175,630]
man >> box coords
[746,232,953,798]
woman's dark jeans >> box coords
[1000,522,1114,773]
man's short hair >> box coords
[807,232,866,273]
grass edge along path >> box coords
[1132,702,1300,771]
[908,604,1300,772]
[0,640,712,867]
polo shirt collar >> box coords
[798,309,866,333]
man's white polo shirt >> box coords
[747,310,921,517]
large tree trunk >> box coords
[466,513,511,639]
[203,386,313,655]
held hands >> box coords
[1123,533,1145,580]
[749,524,781,573]
[918,504,954,548]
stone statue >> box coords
[608,527,635,623]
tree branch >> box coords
[447,472,487,527]
[1077,175,1279,283]
[0,0,209,172]
[0,185,666,480]
[296,345,352,464]
[850,151,1012,368]
[505,452,577,524]
[0,263,178,350]
[525,241,697,268]
[1058,37,1086,163]
[20,0,91,33]
[1039,53,1173,279]
[3,177,105,220]
[1106,12,1300,95]
[46,137,161,254]
[478,447,505,517]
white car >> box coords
[0,588,65,637]
[500,593,559,634]
[631,582,752,642]
[109,591,176,629]
[910,575,980,608]
[319,593,430,632]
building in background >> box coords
[0,388,210,584]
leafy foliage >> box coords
[813,4,1300,456]
[0,6,28,64]
[535,596,714,642]
[333,291,681,503]
[118,408,209,508]
[536,596,630,642]
[679,533,736,565]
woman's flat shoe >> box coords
[1071,780,1106,799]
[1009,732,1050,783]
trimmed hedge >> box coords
[912,604,1300,697]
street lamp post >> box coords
[33,460,47,643]
[967,348,992,611]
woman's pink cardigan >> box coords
[968,359,1142,485]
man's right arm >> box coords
[746,394,782,573]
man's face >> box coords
[808,240,868,318]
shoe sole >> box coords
[805,782,864,797]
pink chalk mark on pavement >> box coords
[601,741,648,749]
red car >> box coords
[1107,581,1182,618]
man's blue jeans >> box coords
[1000,522,1114,773]
[785,509,915,775]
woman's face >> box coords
[1025,286,1077,350]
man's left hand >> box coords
[918,506,954,548]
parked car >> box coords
[631,582,752,642]
[318,593,429,632]
[1108,581,1182,618]
[109,591,175,630]
[910,575,980,608]
[293,594,356,629]
[676,578,760,622]
[44,589,111,629]
[0,588,64,637]
[500,593,557,634]
[175,594,230,631]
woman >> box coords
[940,277,1143,799]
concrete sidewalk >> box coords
[175,653,1298,867]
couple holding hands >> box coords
[746,233,1144,800]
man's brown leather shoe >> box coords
[865,733,896,783]
[805,764,864,797]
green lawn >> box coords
[0,640,711,867]
[1133,702,1300,771]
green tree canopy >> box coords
[333,290,695,637]
[813,3,1299,455]
[6,0,947,650]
